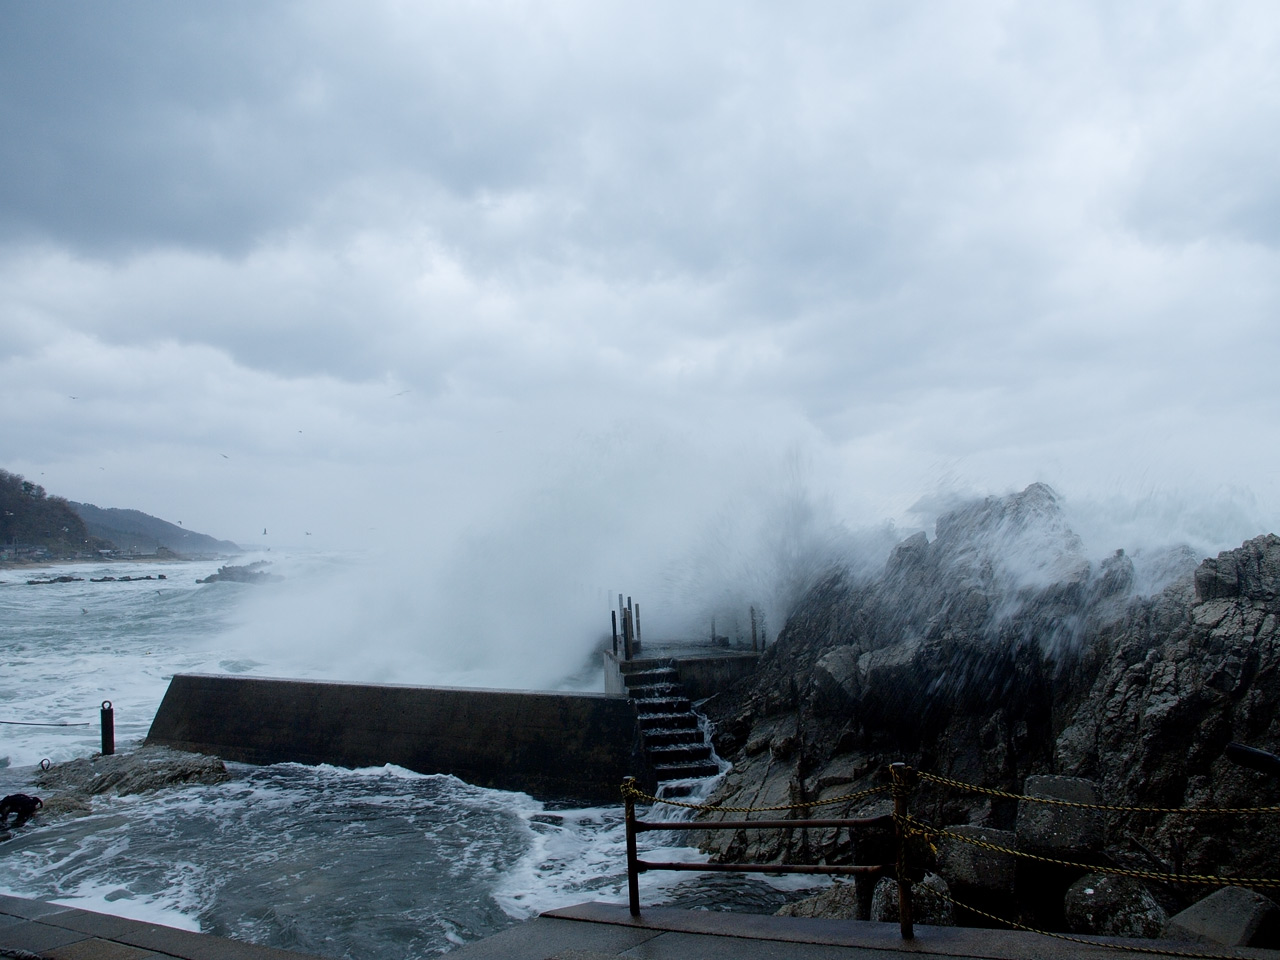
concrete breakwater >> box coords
[146,674,653,804]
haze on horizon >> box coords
[3,2,1279,599]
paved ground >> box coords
[2,894,1276,960]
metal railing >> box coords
[621,762,921,939]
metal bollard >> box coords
[100,700,115,755]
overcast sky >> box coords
[3,2,1279,598]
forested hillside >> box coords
[0,468,105,558]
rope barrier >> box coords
[0,720,91,727]
[918,772,1280,816]
[620,781,890,813]
[911,883,1252,960]
[620,762,1280,940]
[902,818,1280,890]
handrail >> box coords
[621,762,919,939]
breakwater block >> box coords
[146,674,652,804]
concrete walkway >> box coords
[2,894,1275,960]
[0,893,327,960]
[449,902,1279,960]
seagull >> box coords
[392,390,410,398]
[221,454,230,459]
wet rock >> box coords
[1162,886,1280,948]
[1016,775,1104,855]
[34,746,229,797]
[775,879,860,919]
[1064,874,1166,939]
[693,485,1280,933]
[935,825,1016,901]
[869,873,953,926]
[37,795,93,820]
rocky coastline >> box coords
[692,483,1280,946]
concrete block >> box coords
[1016,774,1104,854]
[1162,886,1280,948]
[935,825,1016,898]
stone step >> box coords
[633,697,691,715]
[653,760,721,781]
[637,713,700,732]
[642,729,704,748]
[623,667,678,685]
[627,683,680,699]
[649,743,713,763]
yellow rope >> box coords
[621,781,890,813]
[918,772,1280,816]
[912,883,1250,960]
[904,818,1280,890]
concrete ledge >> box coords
[146,674,653,804]
[0,894,328,960]
[534,902,1278,960]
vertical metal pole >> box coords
[623,608,633,661]
[634,602,642,653]
[100,700,115,756]
[891,762,914,939]
[611,609,618,655]
[750,606,758,652]
[624,778,641,917]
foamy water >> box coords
[0,554,818,957]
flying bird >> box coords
[392,390,410,398]
[221,454,230,459]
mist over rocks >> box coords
[695,483,1280,933]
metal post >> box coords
[634,602,642,653]
[100,700,115,756]
[624,778,641,916]
[750,606,758,652]
[612,609,618,655]
[623,608,633,661]
[890,762,915,939]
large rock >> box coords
[935,825,1016,900]
[1016,775,1104,855]
[1064,874,1166,939]
[775,880,860,919]
[694,485,1280,929]
[34,746,229,797]
[869,873,953,926]
[1162,887,1280,948]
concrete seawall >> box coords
[146,674,653,804]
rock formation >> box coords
[692,483,1280,941]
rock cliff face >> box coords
[695,484,1280,916]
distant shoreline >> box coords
[0,554,237,571]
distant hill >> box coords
[69,502,241,558]
[0,468,106,559]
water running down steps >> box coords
[621,661,720,784]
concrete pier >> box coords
[145,674,653,804]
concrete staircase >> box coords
[622,662,720,785]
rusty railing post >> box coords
[612,609,619,655]
[624,778,642,916]
[890,762,916,939]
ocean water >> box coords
[0,554,816,958]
